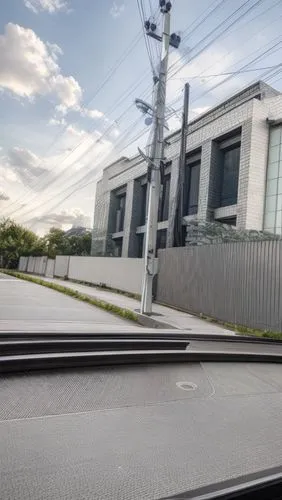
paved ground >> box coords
[40,276,234,335]
[0,273,144,333]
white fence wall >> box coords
[18,256,28,272]
[54,255,70,278]
[68,256,144,295]
[19,254,144,295]
[45,259,55,278]
[33,256,48,275]
[27,256,35,273]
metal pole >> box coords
[141,8,171,315]
[175,82,190,247]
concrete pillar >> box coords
[244,103,269,230]
[236,120,252,228]
[197,140,213,221]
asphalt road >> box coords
[0,273,143,333]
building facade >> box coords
[92,81,282,257]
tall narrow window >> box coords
[220,146,240,207]
[116,194,126,232]
[159,174,171,221]
[156,229,167,251]
[184,159,200,216]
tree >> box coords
[42,227,71,258]
[0,218,46,268]
[67,233,92,256]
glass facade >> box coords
[264,126,282,234]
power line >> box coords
[6,0,253,215]
[168,0,266,79]
[24,122,150,227]
[181,0,229,42]
[3,68,153,216]
[7,108,143,220]
[190,39,282,105]
[137,0,156,76]
[170,64,282,80]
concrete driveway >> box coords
[0,273,143,333]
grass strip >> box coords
[200,314,282,340]
[2,270,139,324]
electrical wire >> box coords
[181,0,229,42]
[3,67,154,216]
[170,65,282,80]
[6,0,248,216]
[137,0,156,76]
[23,122,150,227]
[8,0,281,226]
[168,0,267,80]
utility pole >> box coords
[137,1,180,315]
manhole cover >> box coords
[176,381,197,391]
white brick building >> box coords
[92,81,282,257]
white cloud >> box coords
[81,108,104,119]
[48,117,66,126]
[110,2,125,18]
[3,147,49,188]
[0,23,82,110]
[0,191,9,201]
[110,127,120,139]
[191,106,211,118]
[24,0,68,14]
[28,208,88,227]
[1,123,114,215]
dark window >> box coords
[113,237,123,257]
[220,146,240,207]
[140,183,147,226]
[159,174,171,221]
[116,194,126,232]
[156,229,167,252]
[184,160,200,215]
[217,216,237,226]
[137,233,144,258]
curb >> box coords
[134,312,177,330]
[2,270,176,330]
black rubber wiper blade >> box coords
[0,338,189,355]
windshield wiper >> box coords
[1,334,282,373]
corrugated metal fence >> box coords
[157,240,282,332]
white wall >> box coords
[27,256,35,273]
[33,256,48,275]
[45,259,55,278]
[18,256,28,272]
[54,255,70,278]
[68,256,144,294]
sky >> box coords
[0,0,281,234]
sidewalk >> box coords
[39,276,235,335]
